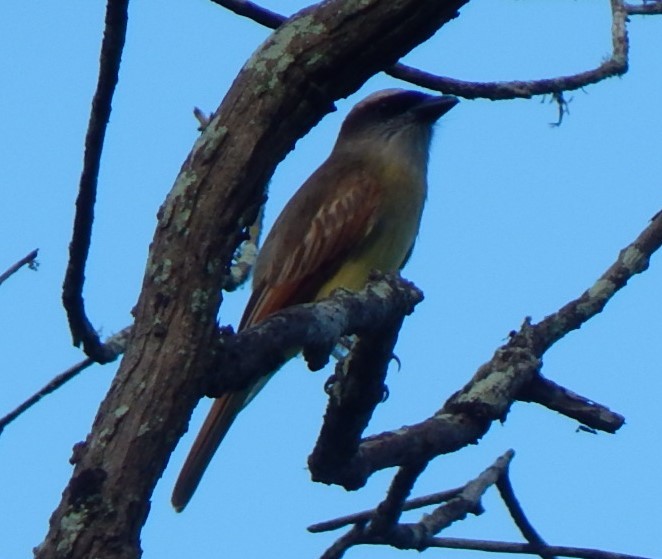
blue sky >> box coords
[1,1,660,558]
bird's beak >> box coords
[412,95,459,122]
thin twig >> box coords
[209,0,284,28]
[61,0,129,363]
[424,537,654,559]
[0,358,93,435]
[497,470,556,559]
[308,485,464,533]
[0,249,39,286]
[0,327,131,435]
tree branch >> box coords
[0,248,38,286]
[425,537,654,559]
[386,0,629,99]
[308,485,464,534]
[625,1,662,15]
[319,451,514,557]
[308,210,662,489]
[206,0,648,102]
[210,274,422,394]
[532,209,662,353]
[497,469,555,559]
[0,327,131,435]
[307,276,421,483]
[209,0,284,28]
[36,3,470,556]
[519,375,624,433]
[61,0,129,363]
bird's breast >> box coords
[315,162,427,300]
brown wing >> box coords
[241,166,383,329]
[172,164,383,511]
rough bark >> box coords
[35,1,468,558]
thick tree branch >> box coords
[1,274,419,435]
[37,2,469,558]
[307,276,421,482]
[61,0,129,363]
[209,274,422,394]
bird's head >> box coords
[334,89,459,163]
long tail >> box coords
[171,391,247,511]
[171,283,295,511]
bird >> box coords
[172,88,459,511]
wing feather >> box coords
[241,167,382,329]
[173,165,383,511]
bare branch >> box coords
[386,0,629,99]
[209,0,284,29]
[519,375,625,433]
[316,451,651,559]
[367,461,428,534]
[319,451,514,556]
[625,1,662,15]
[308,485,464,533]
[533,210,662,353]
[0,249,39,286]
[0,358,92,435]
[309,210,662,489]
[319,524,364,559]
[307,276,421,483]
[0,327,131,435]
[206,0,638,101]
[425,537,654,559]
[210,274,423,395]
[497,470,555,559]
[405,450,513,541]
[2,272,418,438]
[61,0,129,363]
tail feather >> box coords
[173,281,301,510]
[171,391,247,511]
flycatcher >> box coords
[172,89,459,511]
